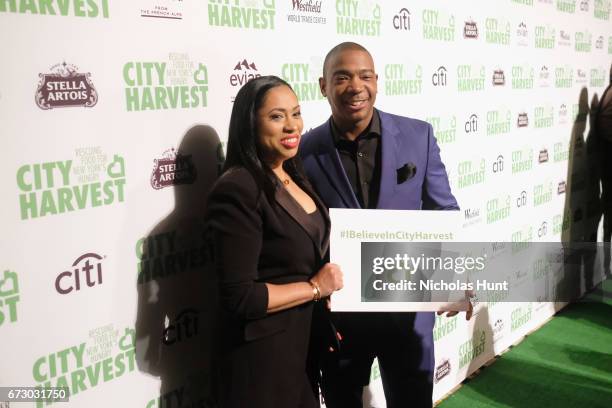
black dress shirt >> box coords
[331,110,382,209]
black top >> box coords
[331,109,382,208]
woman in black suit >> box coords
[205,76,343,408]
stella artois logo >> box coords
[36,62,98,110]
[151,148,197,190]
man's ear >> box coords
[319,77,327,97]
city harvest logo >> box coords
[136,230,212,284]
[554,142,569,162]
[281,61,325,101]
[553,212,571,234]
[487,109,511,136]
[163,308,199,345]
[512,65,534,89]
[0,0,109,17]
[492,69,505,86]
[511,304,532,331]
[457,65,485,92]
[457,159,486,189]
[575,30,592,52]
[594,0,611,19]
[517,112,529,128]
[383,64,422,96]
[516,22,529,46]
[55,253,105,295]
[459,330,486,369]
[485,18,510,45]
[287,0,325,24]
[555,66,573,88]
[434,314,458,341]
[432,66,448,87]
[539,148,549,163]
[151,148,197,190]
[0,270,20,327]
[538,65,551,87]
[556,0,577,12]
[590,68,606,87]
[434,359,451,383]
[512,0,534,5]
[535,25,555,48]
[16,148,126,220]
[141,0,183,20]
[32,326,136,404]
[392,8,410,30]
[208,0,275,29]
[558,29,572,47]
[36,62,98,110]
[336,0,381,36]
[487,194,511,224]
[422,9,455,41]
[463,19,478,39]
[512,148,533,174]
[534,105,554,128]
[426,115,456,144]
[534,182,553,206]
[123,54,209,111]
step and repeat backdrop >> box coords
[2,0,612,407]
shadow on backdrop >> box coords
[135,125,224,408]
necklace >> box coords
[282,178,290,185]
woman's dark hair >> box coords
[224,75,308,201]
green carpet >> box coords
[439,279,612,408]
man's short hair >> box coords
[322,42,372,79]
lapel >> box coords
[314,119,361,208]
[274,182,330,259]
[377,111,400,209]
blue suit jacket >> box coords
[300,109,459,211]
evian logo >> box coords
[559,103,568,123]
[464,20,478,38]
[492,69,505,86]
[435,359,451,383]
[55,253,105,295]
[150,148,197,190]
[516,22,529,46]
[230,59,261,87]
[580,0,589,11]
[36,62,98,110]
[558,181,567,194]
[539,149,549,163]
[517,112,529,127]
[493,319,504,341]
[596,35,604,49]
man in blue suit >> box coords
[300,42,461,408]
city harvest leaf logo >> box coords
[151,148,197,190]
[36,62,98,110]
[0,270,20,326]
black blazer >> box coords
[205,167,330,408]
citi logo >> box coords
[432,66,447,86]
[163,308,199,345]
[517,112,529,127]
[55,253,104,295]
[558,181,566,194]
[465,114,478,133]
[538,221,548,237]
[559,30,571,42]
[230,59,261,87]
[492,69,505,86]
[492,155,504,173]
[393,8,410,30]
[464,20,478,39]
[538,149,549,163]
[517,191,527,208]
